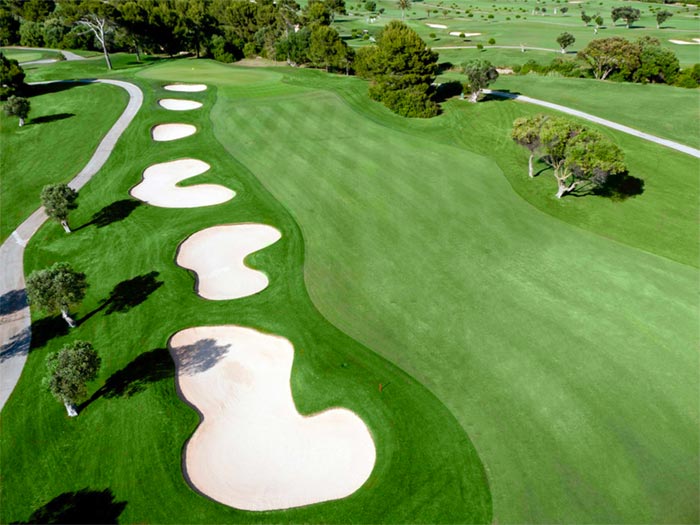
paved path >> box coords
[5,46,86,62]
[484,89,700,158]
[433,44,562,53]
[19,58,58,66]
[0,79,143,410]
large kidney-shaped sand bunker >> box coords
[130,159,235,208]
[164,83,208,92]
[152,123,197,142]
[170,325,376,510]
[177,224,282,300]
[159,98,204,111]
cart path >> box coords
[5,46,86,62]
[484,89,700,158]
[0,79,143,410]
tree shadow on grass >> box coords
[434,80,463,103]
[593,172,645,200]
[13,488,127,524]
[79,348,174,411]
[30,314,69,349]
[75,199,142,230]
[29,113,75,125]
[481,89,522,102]
[79,272,163,325]
[25,81,94,97]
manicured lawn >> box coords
[0,82,127,243]
[0,48,60,63]
[1,57,697,525]
[207,63,698,523]
[0,61,491,524]
[492,74,700,148]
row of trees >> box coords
[511,115,628,198]
[581,7,673,29]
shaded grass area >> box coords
[207,63,698,523]
[0,64,491,524]
[492,74,700,149]
[0,82,127,242]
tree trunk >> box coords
[556,181,576,198]
[65,401,78,417]
[60,219,71,233]
[469,89,480,103]
[18,117,24,127]
[103,44,112,70]
[61,309,76,328]
[528,153,534,177]
[656,23,660,29]
[561,47,566,54]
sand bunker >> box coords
[169,325,376,511]
[164,84,208,92]
[426,23,447,28]
[176,224,282,300]
[159,99,204,111]
[152,123,197,142]
[450,31,481,37]
[669,39,700,45]
[130,159,234,208]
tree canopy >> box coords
[41,184,79,233]
[3,95,30,126]
[461,59,498,102]
[655,10,673,29]
[556,32,575,53]
[44,340,101,416]
[511,114,547,178]
[26,262,88,328]
[611,6,640,28]
[577,37,639,80]
[0,52,25,100]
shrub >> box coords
[488,37,496,44]
[209,35,242,63]
[429,32,436,38]
[365,0,376,10]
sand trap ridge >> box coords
[152,123,197,142]
[130,159,235,208]
[164,83,208,92]
[426,23,447,28]
[177,224,282,300]
[159,99,204,111]
[169,325,376,511]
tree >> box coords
[611,6,640,28]
[556,32,575,54]
[537,116,584,197]
[578,37,639,80]
[41,184,79,233]
[63,0,119,69]
[581,11,592,26]
[655,10,672,29]
[21,0,55,21]
[511,114,547,178]
[308,25,349,71]
[26,262,88,328]
[397,0,411,20]
[0,52,25,100]
[303,0,333,26]
[3,95,30,126]
[44,341,100,417]
[561,130,627,197]
[0,8,21,46]
[461,59,498,102]
[633,37,679,84]
[594,15,604,32]
[560,6,568,15]
[357,21,439,117]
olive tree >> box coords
[3,95,30,126]
[556,32,575,53]
[655,10,672,29]
[611,6,640,28]
[44,340,101,417]
[538,117,584,198]
[41,184,78,233]
[26,262,88,328]
[511,114,547,178]
[461,59,498,102]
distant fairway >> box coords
[0,57,697,524]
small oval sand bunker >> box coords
[164,83,208,92]
[159,99,204,111]
[152,123,197,142]
[170,325,376,511]
[177,224,281,300]
[130,159,235,208]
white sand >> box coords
[426,23,447,28]
[693,38,700,43]
[130,159,235,208]
[169,325,376,511]
[152,123,197,141]
[176,224,282,300]
[669,39,700,45]
[450,31,481,37]
[164,84,208,92]
[159,99,203,111]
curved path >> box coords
[484,89,700,158]
[0,79,143,410]
[433,44,563,53]
[5,46,86,63]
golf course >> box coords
[0,0,697,522]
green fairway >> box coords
[491,74,700,148]
[0,82,127,242]
[0,61,491,525]
[0,48,60,63]
[0,55,697,525]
